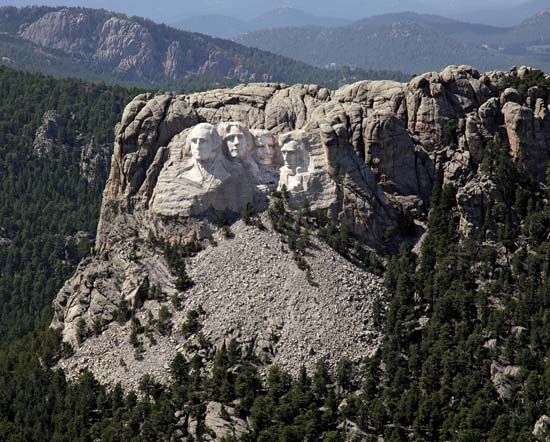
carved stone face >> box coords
[225,125,248,159]
[255,133,277,165]
[281,140,301,172]
[188,124,219,161]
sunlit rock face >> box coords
[251,129,283,186]
[54,82,403,347]
[147,118,369,225]
[150,123,260,218]
[218,122,252,160]
[94,82,419,254]
[56,65,550,354]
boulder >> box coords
[490,361,521,400]
[500,88,521,105]
[503,101,550,181]
[187,402,247,441]
[533,415,550,441]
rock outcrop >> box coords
[32,110,65,158]
[533,415,550,441]
[17,9,238,83]
[6,6,372,88]
[0,227,10,249]
[57,219,385,389]
[32,110,111,185]
[52,65,550,387]
[79,139,111,186]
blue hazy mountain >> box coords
[1,0,531,25]
[171,8,350,38]
[234,10,550,74]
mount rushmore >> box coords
[51,64,550,386]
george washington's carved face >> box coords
[188,124,220,161]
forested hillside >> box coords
[2,153,550,441]
[234,11,550,73]
[3,64,550,441]
[0,66,140,343]
[0,6,408,90]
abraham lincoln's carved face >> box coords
[281,140,302,172]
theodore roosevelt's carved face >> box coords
[225,125,248,159]
[188,124,219,161]
[255,133,277,165]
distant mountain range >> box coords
[458,0,550,26]
[0,6,407,91]
[171,8,350,39]
[234,10,550,74]
[4,0,543,27]
[5,5,550,90]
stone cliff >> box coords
[52,65,550,387]
[32,110,111,185]
[1,6,376,88]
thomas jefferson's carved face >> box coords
[225,126,248,159]
[188,125,218,161]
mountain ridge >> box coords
[234,10,550,73]
[4,55,550,439]
[0,6,407,90]
[171,7,349,38]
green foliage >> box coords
[241,202,255,225]
[234,20,518,77]
[180,310,202,338]
[444,119,458,145]
[171,293,183,311]
[0,66,138,343]
[3,59,550,441]
[176,267,193,292]
[6,160,550,439]
[75,317,87,345]
[164,240,202,292]
[222,225,235,239]
[268,193,316,282]
[157,305,173,336]
[343,164,550,439]
[114,299,131,324]
[129,317,143,348]
[499,69,550,101]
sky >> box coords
[0,0,540,25]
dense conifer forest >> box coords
[2,66,550,441]
[0,66,140,342]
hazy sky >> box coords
[0,0,538,24]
